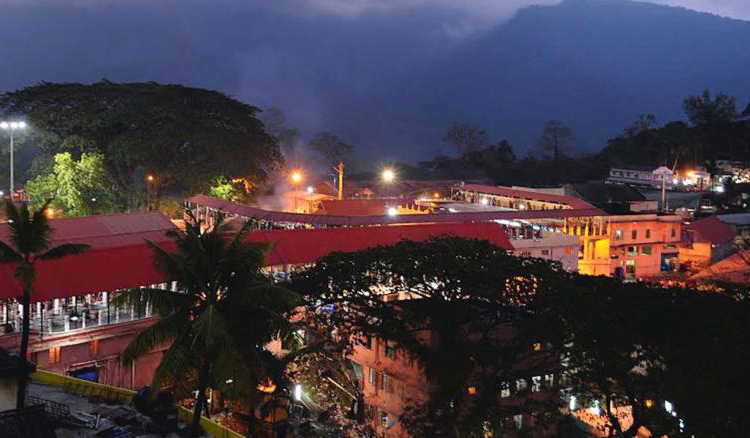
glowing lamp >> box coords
[291,170,303,183]
[382,168,395,183]
[569,396,577,411]
[467,386,477,395]
[307,185,314,194]
[294,384,302,401]
[480,197,488,205]
[147,175,154,182]
[387,207,397,217]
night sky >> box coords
[1,0,749,161]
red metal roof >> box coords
[686,216,737,245]
[458,184,597,210]
[246,222,513,266]
[187,195,604,226]
[0,213,177,302]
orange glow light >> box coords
[290,170,303,184]
[147,175,154,182]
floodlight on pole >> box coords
[1,120,27,199]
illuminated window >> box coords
[615,230,623,240]
[89,340,99,356]
[516,379,527,391]
[531,376,541,392]
[544,374,554,388]
[627,246,636,256]
[468,386,477,395]
[380,412,389,428]
[368,368,377,385]
[533,342,542,351]
[500,382,510,398]
[49,346,61,364]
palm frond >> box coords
[151,332,199,393]
[38,243,90,260]
[121,311,186,365]
[0,240,22,264]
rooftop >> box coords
[686,216,737,245]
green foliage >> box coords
[207,176,244,202]
[0,200,89,408]
[443,122,489,157]
[293,237,569,437]
[25,152,123,217]
[116,212,297,436]
[0,81,284,205]
[683,89,738,127]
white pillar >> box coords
[82,312,87,329]
[54,299,60,314]
[36,302,41,318]
[102,292,108,306]
[64,315,70,331]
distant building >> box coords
[577,214,682,279]
[607,166,674,189]
[679,216,737,269]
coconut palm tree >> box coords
[118,212,297,438]
[0,199,89,408]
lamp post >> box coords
[381,168,395,198]
[290,170,303,212]
[0,121,27,199]
[146,174,155,211]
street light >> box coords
[381,168,395,183]
[146,174,155,211]
[290,170,304,212]
[1,120,27,198]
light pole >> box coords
[0,121,27,199]
[381,168,396,198]
[290,170,303,212]
[146,174,155,211]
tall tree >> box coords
[260,107,301,160]
[442,122,489,159]
[535,120,573,183]
[0,200,89,408]
[25,152,123,217]
[308,132,354,167]
[683,90,738,127]
[293,237,569,437]
[117,212,296,438]
[0,81,284,205]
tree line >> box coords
[409,90,750,187]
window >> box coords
[500,382,510,398]
[368,368,377,385]
[627,246,636,256]
[520,251,531,257]
[531,376,541,392]
[89,340,99,356]
[541,249,550,256]
[380,411,389,428]
[380,373,391,392]
[640,245,652,255]
[384,341,396,360]
[514,414,523,430]
[516,379,527,391]
[671,227,676,238]
[544,374,554,388]
[49,346,61,364]
[351,362,363,380]
[645,229,651,239]
[533,342,542,352]
[631,229,638,240]
[615,230,623,240]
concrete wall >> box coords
[0,376,17,411]
[0,318,163,391]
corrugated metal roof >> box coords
[686,216,737,245]
[0,212,176,250]
[246,222,513,266]
[458,184,598,210]
[187,195,605,226]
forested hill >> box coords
[346,0,750,160]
